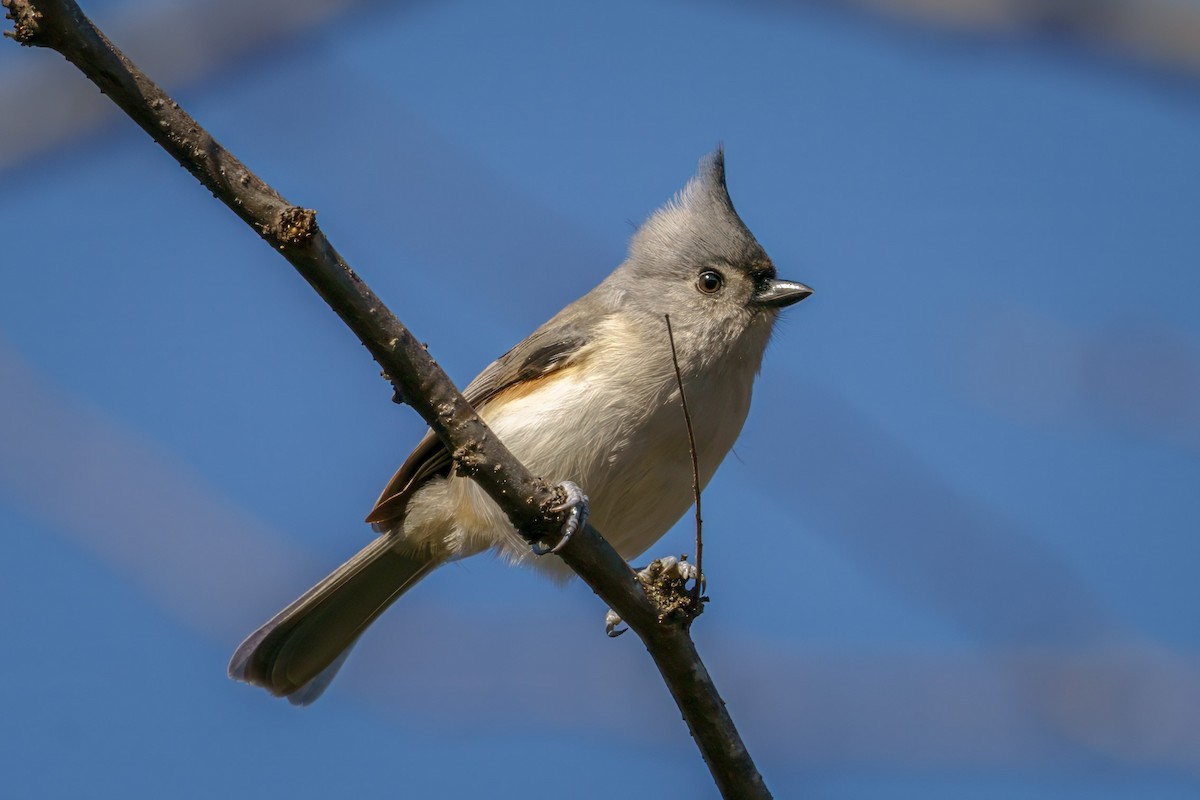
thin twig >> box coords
[664,314,703,607]
[1,3,772,797]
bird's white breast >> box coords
[403,314,763,575]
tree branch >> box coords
[2,2,771,797]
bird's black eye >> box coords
[697,269,724,294]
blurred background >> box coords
[2,0,1199,797]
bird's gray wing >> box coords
[364,316,593,525]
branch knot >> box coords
[277,205,317,245]
[636,556,705,626]
[451,439,484,478]
[3,0,43,44]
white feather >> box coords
[399,312,769,579]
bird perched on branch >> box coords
[230,148,812,704]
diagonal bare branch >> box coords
[2,1,772,796]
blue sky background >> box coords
[2,1,1199,797]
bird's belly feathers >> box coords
[399,320,759,574]
[481,349,753,566]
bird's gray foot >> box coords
[532,481,589,556]
[643,555,700,585]
[605,555,704,636]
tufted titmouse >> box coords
[229,148,812,704]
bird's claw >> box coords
[532,481,589,556]
[604,556,704,635]
[644,555,700,585]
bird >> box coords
[229,147,812,704]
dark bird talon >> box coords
[605,609,627,637]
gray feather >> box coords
[228,536,438,703]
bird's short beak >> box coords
[754,279,813,309]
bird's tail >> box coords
[229,535,439,705]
